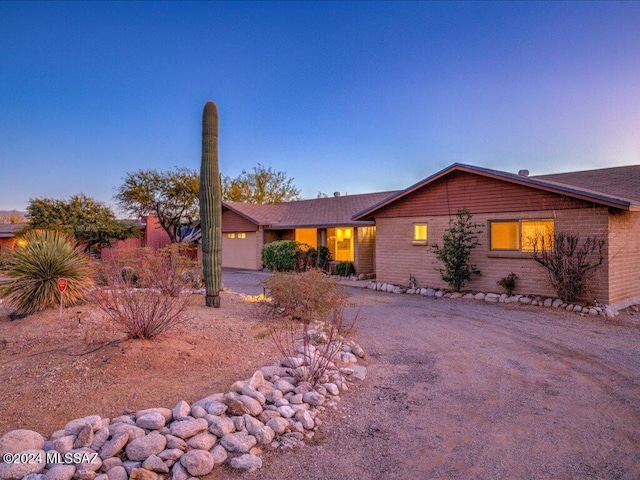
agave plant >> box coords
[0,229,94,316]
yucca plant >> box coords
[0,229,94,316]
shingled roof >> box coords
[533,164,640,204]
[0,223,26,238]
[224,191,398,229]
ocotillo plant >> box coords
[199,101,222,307]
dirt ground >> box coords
[0,291,279,436]
[211,286,640,480]
[2,273,640,479]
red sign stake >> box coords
[58,278,67,320]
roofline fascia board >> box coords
[266,221,376,230]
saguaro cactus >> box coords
[199,101,222,307]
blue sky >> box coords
[1,1,639,213]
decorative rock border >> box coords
[0,337,367,480]
[365,281,620,318]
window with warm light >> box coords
[490,221,519,250]
[295,228,317,248]
[521,220,553,252]
[237,232,246,239]
[327,227,354,261]
[226,233,236,239]
[413,224,428,244]
[489,220,554,252]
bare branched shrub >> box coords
[532,232,605,303]
[93,247,193,339]
[261,269,357,385]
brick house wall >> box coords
[608,211,640,308]
[354,226,376,275]
[372,170,618,303]
[375,208,608,300]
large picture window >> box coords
[489,219,554,252]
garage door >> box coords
[222,232,259,269]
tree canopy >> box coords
[115,167,200,243]
[222,163,301,204]
[24,194,135,252]
[0,211,26,224]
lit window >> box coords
[227,233,236,239]
[490,221,519,250]
[413,224,427,243]
[521,220,554,252]
[237,232,246,239]
[489,220,554,252]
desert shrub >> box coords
[0,230,94,316]
[497,272,518,295]
[92,246,193,339]
[307,246,332,272]
[261,269,356,385]
[93,285,190,340]
[261,240,298,271]
[261,240,321,272]
[431,209,482,292]
[332,261,356,277]
[99,245,200,295]
[262,269,347,322]
[532,233,605,303]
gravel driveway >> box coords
[220,270,640,479]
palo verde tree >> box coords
[223,163,301,204]
[24,194,135,252]
[431,208,483,292]
[199,101,222,308]
[115,167,200,243]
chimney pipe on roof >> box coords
[518,169,530,177]
[333,192,341,197]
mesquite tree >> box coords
[199,101,222,308]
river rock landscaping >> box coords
[0,330,367,480]
[365,281,620,318]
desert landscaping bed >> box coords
[0,292,280,436]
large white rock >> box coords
[186,432,216,451]
[230,454,262,473]
[180,450,215,477]
[136,412,166,431]
[125,433,166,462]
[171,401,191,421]
[220,433,257,453]
[208,416,235,437]
[210,445,228,466]
[0,449,46,480]
[0,430,45,456]
[99,431,129,459]
[169,418,208,439]
[43,464,75,480]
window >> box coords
[413,223,428,244]
[226,232,247,239]
[327,227,354,261]
[490,221,519,250]
[295,228,317,248]
[521,220,553,252]
[489,220,554,252]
